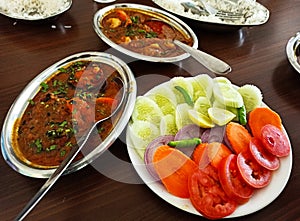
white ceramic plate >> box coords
[126,78,293,218]
[0,0,72,20]
[286,32,300,74]
[152,0,269,27]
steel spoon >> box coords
[15,79,125,221]
[174,40,232,75]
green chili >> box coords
[168,138,201,148]
[238,105,247,125]
[174,85,194,106]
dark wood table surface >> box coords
[1,0,300,220]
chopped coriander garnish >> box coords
[66,141,73,147]
[60,150,66,157]
[28,99,35,105]
[131,16,139,24]
[40,82,49,92]
[34,139,43,153]
[145,32,157,38]
[46,145,57,152]
[58,67,67,73]
[59,121,68,127]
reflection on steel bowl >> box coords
[93,4,198,62]
[1,52,137,178]
[296,44,300,65]
[100,8,193,58]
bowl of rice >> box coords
[0,0,72,20]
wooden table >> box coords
[1,0,300,220]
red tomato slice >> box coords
[261,124,290,157]
[219,154,254,204]
[188,165,237,219]
[249,137,280,170]
[237,151,272,188]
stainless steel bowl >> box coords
[286,32,300,74]
[93,3,198,63]
[1,52,137,178]
[0,0,72,20]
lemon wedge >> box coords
[188,109,215,128]
[194,96,211,116]
[207,107,236,126]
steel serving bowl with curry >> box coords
[93,3,198,62]
[1,52,137,178]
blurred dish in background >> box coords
[286,32,300,74]
[152,0,269,27]
[0,0,72,20]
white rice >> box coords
[0,0,70,19]
[153,0,268,25]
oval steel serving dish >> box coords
[1,52,137,178]
[93,3,198,63]
[286,32,300,74]
[0,0,72,21]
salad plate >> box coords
[286,32,300,74]
[126,77,292,218]
[0,0,72,21]
[152,0,269,27]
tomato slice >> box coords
[261,124,290,157]
[188,165,237,219]
[237,151,272,188]
[219,154,254,204]
[249,137,280,170]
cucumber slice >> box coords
[213,82,244,108]
[175,103,193,130]
[131,96,163,125]
[146,93,176,116]
[208,107,236,126]
[160,114,177,135]
[170,77,194,104]
[128,120,160,159]
[188,74,213,101]
[147,84,177,105]
[213,76,232,84]
[238,84,263,113]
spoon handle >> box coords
[174,40,232,75]
[14,124,96,221]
